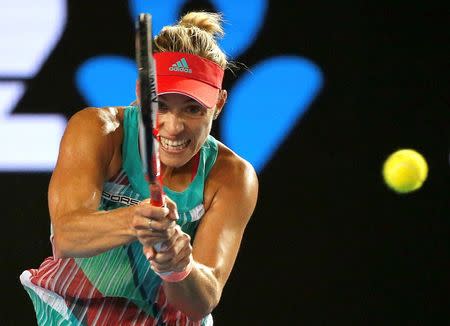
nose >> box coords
[160,111,184,135]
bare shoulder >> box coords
[56,106,125,178]
[67,106,124,132]
[62,106,126,145]
[204,140,259,213]
[214,141,257,184]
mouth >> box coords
[159,136,191,152]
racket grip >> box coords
[149,182,164,207]
[148,182,169,271]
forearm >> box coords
[53,205,136,258]
[162,262,221,321]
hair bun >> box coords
[179,11,224,37]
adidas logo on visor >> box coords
[169,58,192,73]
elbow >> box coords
[51,220,70,258]
[53,248,66,259]
[164,265,223,321]
[52,227,78,258]
[52,233,69,259]
[186,273,222,320]
[53,243,70,259]
[51,221,82,258]
[184,295,221,322]
[185,306,215,322]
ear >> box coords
[213,90,227,120]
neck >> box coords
[160,157,195,188]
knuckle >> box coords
[136,202,150,214]
[169,256,178,265]
[169,236,178,246]
[162,229,171,238]
[166,198,177,209]
[150,221,160,231]
[166,246,177,257]
[167,227,176,236]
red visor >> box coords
[154,52,224,108]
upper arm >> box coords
[48,108,118,226]
[192,147,259,288]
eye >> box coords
[185,105,206,116]
[187,106,200,114]
[158,102,169,113]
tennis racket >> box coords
[136,13,164,207]
[135,14,194,280]
[136,15,181,278]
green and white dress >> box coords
[20,106,218,325]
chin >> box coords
[160,153,191,169]
[160,141,199,168]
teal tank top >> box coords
[20,106,218,325]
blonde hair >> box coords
[154,11,229,69]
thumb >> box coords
[164,197,179,221]
[143,246,156,261]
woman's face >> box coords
[157,93,215,168]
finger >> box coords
[132,215,168,231]
[152,232,191,267]
[136,224,175,242]
[153,231,178,253]
[135,203,169,221]
[146,218,176,232]
[171,254,192,273]
[155,224,183,251]
[164,196,179,221]
[143,246,156,261]
[135,221,179,250]
[161,241,191,271]
[136,232,170,247]
[151,248,191,273]
[171,236,192,265]
[132,215,150,230]
[136,229,169,240]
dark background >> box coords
[3,1,449,325]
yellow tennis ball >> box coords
[382,149,428,194]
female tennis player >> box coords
[20,11,258,325]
